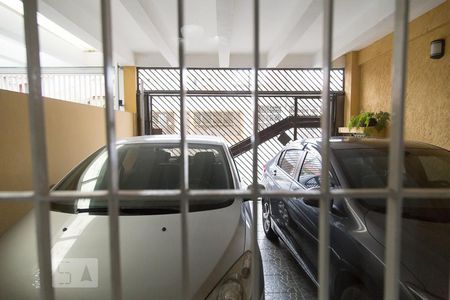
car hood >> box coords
[365,210,450,299]
[0,201,245,300]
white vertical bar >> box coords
[49,75,53,98]
[76,75,80,102]
[319,1,333,299]
[139,80,145,134]
[100,0,122,299]
[101,75,106,105]
[69,75,74,101]
[22,0,54,299]
[251,0,261,298]
[55,75,59,99]
[62,75,67,100]
[84,75,89,103]
[177,0,190,298]
[384,0,409,299]
[41,75,47,97]
[116,64,120,110]
[87,75,92,103]
[80,75,85,104]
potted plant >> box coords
[344,111,390,137]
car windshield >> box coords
[334,148,450,222]
[52,143,234,215]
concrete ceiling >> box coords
[0,0,445,68]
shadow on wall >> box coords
[0,89,135,236]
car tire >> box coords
[340,285,371,300]
[262,199,278,242]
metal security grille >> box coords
[137,68,343,186]
[138,68,344,93]
[146,94,324,185]
[1,1,449,300]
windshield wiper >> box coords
[76,206,180,215]
[119,207,180,215]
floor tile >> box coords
[256,203,317,300]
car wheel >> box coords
[262,199,278,242]
[340,285,371,300]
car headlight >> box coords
[207,251,254,300]
[405,283,440,300]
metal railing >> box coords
[0,67,123,108]
[1,0,449,300]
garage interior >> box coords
[0,0,449,299]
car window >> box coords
[278,149,302,177]
[56,144,233,191]
[416,155,450,183]
[334,148,450,189]
[334,148,450,222]
[298,153,322,188]
[52,143,235,215]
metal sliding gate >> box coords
[137,68,345,185]
[3,1,448,300]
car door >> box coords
[263,152,282,192]
[275,149,301,190]
[284,151,322,276]
[269,149,304,234]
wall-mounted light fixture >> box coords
[430,39,445,59]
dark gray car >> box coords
[261,137,450,300]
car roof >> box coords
[117,135,227,146]
[286,137,445,151]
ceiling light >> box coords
[181,24,204,39]
[0,0,97,52]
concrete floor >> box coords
[257,204,317,300]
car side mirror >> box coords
[243,184,265,201]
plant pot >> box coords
[338,126,386,138]
[363,126,386,138]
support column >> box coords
[123,66,138,134]
[344,51,361,124]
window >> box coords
[298,153,322,189]
[278,149,301,177]
[334,148,450,222]
[52,143,234,215]
[55,144,232,192]
[334,148,450,189]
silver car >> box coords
[0,135,264,299]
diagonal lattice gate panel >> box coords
[138,68,344,185]
[150,95,323,186]
[138,68,344,93]
[151,96,322,139]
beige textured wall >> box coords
[0,89,134,235]
[344,52,361,124]
[358,1,450,149]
